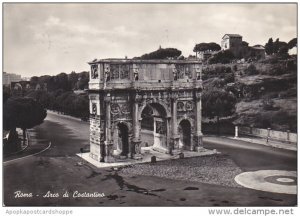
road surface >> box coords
[3,112,297,206]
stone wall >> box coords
[239,126,297,143]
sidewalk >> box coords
[77,147,219,168]
[227,135,297,151]
[3,129,29,158]
[4,128,51,163]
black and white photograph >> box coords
[1,1,298,215]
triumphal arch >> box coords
[88,58,203,162]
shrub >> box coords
[262,99,279,111]
[208,50,235,64]
[233,65,238,71]
[201,66,232,80]
[267,65,285,76]
[255,112,272,128]
[224,73,235,83]
[244,64,259,76]
[278,88,297,98]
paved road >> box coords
[203,136,297,172]
[3,112,297,206]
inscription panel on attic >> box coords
[88,59,203,163]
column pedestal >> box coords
[104,141,115,163]
[132,138,142,159]
[194,134,204,152]
[100,143,105,162]
[170,136,180,155]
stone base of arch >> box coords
[194,135,204,151]
[170,136,180,155]
[104,141,115,163]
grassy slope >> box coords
[203,55,297,132]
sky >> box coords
[3,3,297,77]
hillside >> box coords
[202,55,297,133]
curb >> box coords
[5,130,30,157]
[3,141,52,165]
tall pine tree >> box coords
[265,38,274,55]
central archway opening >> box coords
[178,120,191,150]
[140,103,168,151]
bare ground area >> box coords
[119,154,243,188]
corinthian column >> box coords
[104,93,114,162]
[131,92,142,159]
[195,90,203,151]
[170,92,179,154]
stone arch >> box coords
[13,83,23,90]
[178,118,193,150]
[112,121,132,157]
[177,116,195,132]
[138,100,171,120]
[112,120,133,134]
[139,101,170,150]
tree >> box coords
[77,72,89,90]
[273,38,280,53]
[3,97,47,143]
[265,38,288,55]
[68,71,79,90]
[30,76,39,87]
[242,41,249,47]
[25,90,51,108]
[202,88,237,135]
[138,47,182,60]
[278,45,289,56]
[55,73,70,91]
[3,85,11,103]
[265,38,274,55]
[288,38,297,49]
[193,42,221,54]
[208,50,235,64]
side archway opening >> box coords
[117,122,129,156]
[178,119,192,150]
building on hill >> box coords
[10,81,31,96]
[3,72,22,86]
[221,34,265,59]
[10,81,47,96]
[248,45,266,59]
[221,34,243,57]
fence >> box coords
[238,126,297,143]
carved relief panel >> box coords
[89,94,100,116]
[177,100,195,119]
[92,103,97,115]
[110,64,130,80]
[175,64,193,79]
[156,121,166,134]
[91,64,99,79]
[110,102,132,120]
